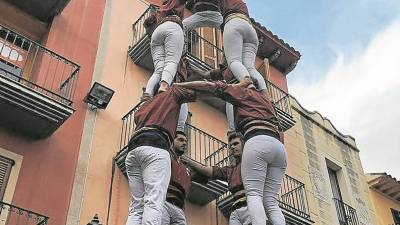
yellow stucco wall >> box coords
[71,0,231,224]
[284,98,378,225]
[369,189,400,225]
[70,0,379,224]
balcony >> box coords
[115,103,229,205]
[5,0,70,22]
[0,201,48,224]
[333,198,359,225]
[0,25,79,139]
[206,151,312,224]
[127,5,295,131]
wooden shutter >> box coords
[0,155,15,201]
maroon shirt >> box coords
[156,0,186,21]
[212,163,243,193]
[134,86,196,140]
[212,81,279,135]
[210,64,235,83]
[174,57,192,83]
[212,163,245,205]
[220,0,249,18]
[167,157,192,208]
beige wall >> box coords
[72,0,231,224]
[369,189,400,225]
[284,98,378,225]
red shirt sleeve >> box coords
[213,81,243,105]
[211,166,229,181]
[171,86,197,104]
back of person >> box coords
[220,0,249,18]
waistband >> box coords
[224,13,251,25]
[158,16,183,29]
[128,129,170,150]
[193,2,220,13]
[244,129,280,143]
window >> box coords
[328,167,343,200]
[392,208,400,225]
[0,155,14,201]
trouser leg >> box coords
[169,202,187,225]
[161,22,184,86]
[226,102,235,133]
[147,29,166,95]
[229,209,242,225]
[241,140,267,225]
[182,11,223,31]
[229,207,252,225]
[125,149,145,225]
[126,146,171,225]
[241,135,287,225]
[160,202,171,225]
[223,19,249,82]
[177,103,189,133]
[241,26,267,90]
[263,167,286,225]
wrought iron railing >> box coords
[279,175,311,220]
[184,30,224,70]
[0,25,80,106]
[118,102,228,166]
[216,172,311,220]
[256,61,293,130]
[185,124,227,165]
[128,5,294,130]
[333,198,359,225]
[211,147,311,221]
[130,5,157,48]
[0,201,49,225]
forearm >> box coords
[186,67,212,81]
[183,157,213,178]
[174,81,216,92]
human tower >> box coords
[124,1,287,225]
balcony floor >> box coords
[0,75,74,138]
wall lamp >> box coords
[84,82,114,110]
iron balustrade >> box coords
[0,201,48,225]
[118,102,228,166]
[333,198,359,225]
[129,5,294,130]
[256,61,293,131]
[210,148,311,221]
[184,30,224,70]
[0,25,80,106]
[279,175,311,220]
[185,124,227,165]
[130,5,157,48]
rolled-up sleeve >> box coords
[211,166,228,181]
[172,86,197,104]
[213,81,242,105]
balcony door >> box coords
[198,27,222,69]
[328,168,348,225]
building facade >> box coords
[66,0,307,225]
[367,173,400,225]
[0,0,384,225]
[0,0,105,224]
[285,97,378,225]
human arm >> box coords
[173,80,217,93]
[181,156,213,178]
